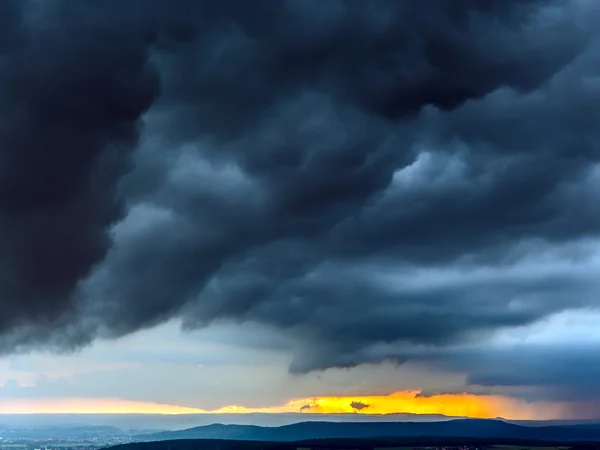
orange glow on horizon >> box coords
[0,391,567,420]
[212,390,566,420]
[0,398,205,415]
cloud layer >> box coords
[2,0,600,402]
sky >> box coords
[1,0,600,421]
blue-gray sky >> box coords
[1,0,600,419]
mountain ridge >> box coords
[138,419,600,442]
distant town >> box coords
[0,428,136,450]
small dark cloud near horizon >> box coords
[350,401,370,411]
[1,0,600,403]
[300,405,311,412]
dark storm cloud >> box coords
[0,0,159,348]
[414,341,600,404]
[2,0,600,394]
[466,348,600,401]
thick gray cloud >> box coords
[0,0,159,348]
[414,342,600,404]
[2,0,600,398]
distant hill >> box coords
[138,419,600,443]
[0,413,460,431]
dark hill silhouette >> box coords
[137,419,600,442]
[111,436,600,450]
